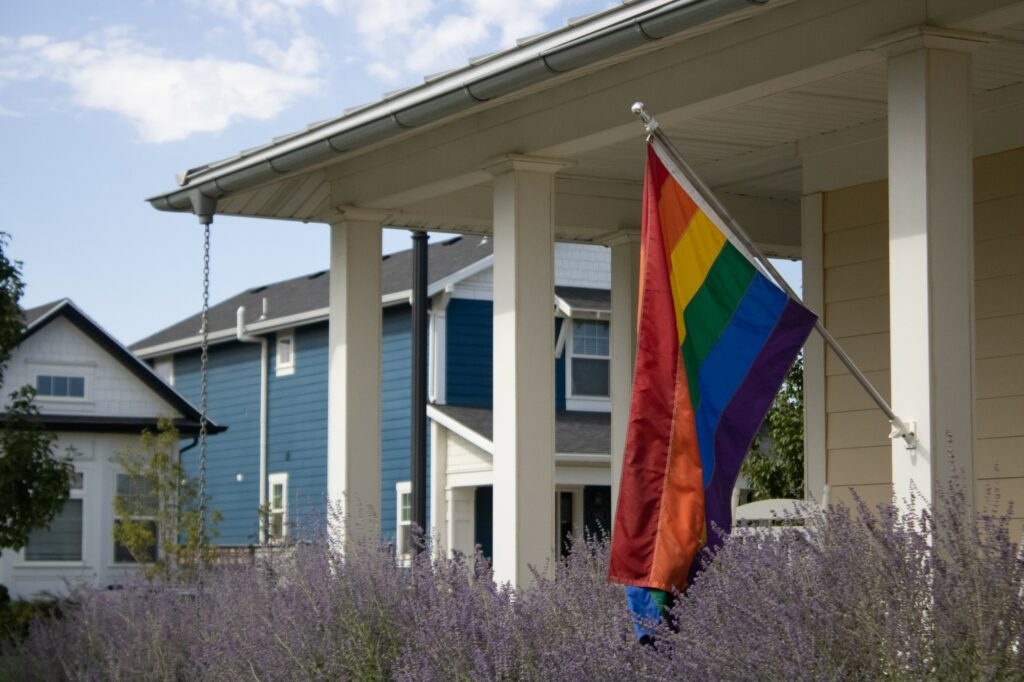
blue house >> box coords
[131,236,614,557]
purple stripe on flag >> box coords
[704,298,818,543]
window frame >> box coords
[275,329,296,377]
[565,318,611,410]
[395,481,412,562]
[31,365,94,403]
[267,472,289,541]
[22,469,86,564]
[112,472,159,565]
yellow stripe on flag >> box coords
[665,213,726,342]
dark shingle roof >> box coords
[22,300,64,327]
[430,404,610,454]
[132,235,493,351]
[556,286,609,313]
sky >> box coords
[1,0,799,345]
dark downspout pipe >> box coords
[410,231,429,548]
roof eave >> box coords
[147,0,776,216]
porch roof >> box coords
[146,1,1024,254]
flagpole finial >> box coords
[630,101,658,133]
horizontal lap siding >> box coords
[175,343,262,545]
[822,147,1024,521]
[446,299,493,407]
[381,306,430,541]
[268,324,328,538]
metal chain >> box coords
[198,224,210,545]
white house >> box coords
[0,300,221,599]
[147,0,1024,586]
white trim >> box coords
[31,364,93,402]
[801,193,826,504]
[425,405,494,454]
[268,472,289,540]
[395,480,413,559]
[275,329,296,377]
[565,319,611,407]
[21,468,86,564]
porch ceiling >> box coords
[206,7,1024,254]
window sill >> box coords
[565,397,611,412]
[15,561,88,569]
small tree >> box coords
[113,418,218,581]
[0,234,74,557]
[741,356,804,500]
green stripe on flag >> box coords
[681,243,756,407]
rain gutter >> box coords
[147,0,771,217]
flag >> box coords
[609,143,817,625]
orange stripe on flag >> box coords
[647,354,705,591]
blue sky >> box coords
[2,0,798,345]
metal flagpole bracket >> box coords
[631,101,659,135]
[889,419,917,450]
[630,101,919,455]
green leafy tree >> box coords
[113,418,219,581]
[0,234,74,557]
[742,356,804,500]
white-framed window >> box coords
[567,320,610,405]
[395,481,412,559]
[35,374,86,398]
[113,473,158,564]
[275,329,295,376]
[24,471,85,562]
[268,472,288,540]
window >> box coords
[569,320,610,398]
[276,330,295,376]
[396,481,412,559]
[25,471,84,562]
[36,374,86,398]
[268,473,288,540]
[114,473,158,563]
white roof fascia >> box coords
[427,255,494,297]
[159,1,681,195]
[426,404,495,454]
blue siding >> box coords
[175,343,262,545]
[446,298,492,407]
[268,324,328,538]
[381,305,430,540]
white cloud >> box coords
[345,0,589,80]
[367,61,401,84]
[0,31,320,143]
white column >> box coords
[801,193,827,504]
[327,216,383,544]
[487,155,566,588]
[608,234,641,522]
[879,28,981,509]
[429,418,448,555]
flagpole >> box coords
[630,102,916,448]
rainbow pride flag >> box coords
[609,143,816,621]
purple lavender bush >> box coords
[663,480,1023,681]
[1,482,1021,681]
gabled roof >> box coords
[11,299,223,435]
[133,235,612,358]
[428,403,610,455]
[132,234,494,356]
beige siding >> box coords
[821,147,1024,528]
